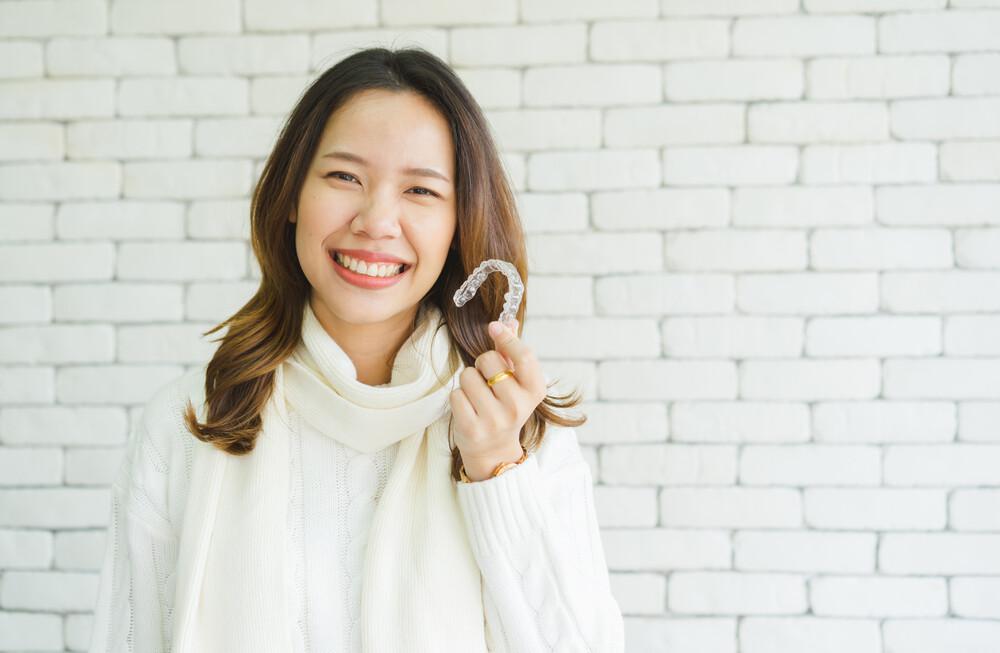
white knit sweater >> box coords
[89,367,625,652]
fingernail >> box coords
[488,321,502,336]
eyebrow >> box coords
[320,150,451,184]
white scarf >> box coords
[169,300,488,652]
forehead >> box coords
[316,89,454,177]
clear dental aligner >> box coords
[452,258,524,326]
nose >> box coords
[351,192,403,240]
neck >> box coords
[308,295,419,386]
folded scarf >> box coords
[170,300,488,652]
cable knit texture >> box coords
[88,306,624,653]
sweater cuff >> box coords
[455,452,547,561]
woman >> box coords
[88,46,625,653]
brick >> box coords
[58,200,185,240]
[0,447,61,485]
[0,79,114,119]
[665,230,806,271]
[749,101,889,143]
[178,35,310,74]
[951,578,1000,618]
[119,77,248,117]
[941,142,1000,181]
[245,0,376,31]
[0,324,113,364]
[663,146,798,186]
[882,271,1000,312]
[951,489,1000,530]
[660,488,801,527]
[194,117,283,157]
[806,315,941,356]
[602,528,731,571]
[118,323,218,363]
[884,620,1000,652]
[486,109,601,151]
[814,401,955,444]
[608,573,665,615]
[590,19,728,60]
[599,360,738,400]
[877,185,1000,226]
[740,444,881,484]
[880,10,1000,52]
[880,533,1000,574]
[665,59,802,101]
[595,486,658,526]
[56,365,183,404]
[606,104,745,146]
[661,0,798,14]
[0,41,43,78]
[671,572,807,615]
[0,242,113,282]
[47,37,176,76]
[0,0,105,37]
[805,488,947,530]
[602,444,737,485]
[946,315,1000,356]
[528,149,660,191]
[454,67,521,109]
[956,228,1000,268]
[954,54,1000,95]
[742,618,881,653]
[0,286,50,324]
[672,401,810,443]
[0,405,126,446]
[958,402,1000,442]
[806,0,944,9]
[311,29,447,70]
[738,272,879,314]
[383,0,514,24]
[524,64,661,107]
[0,487,108,527]
[0,122,63,161]
[517,192,588,233]
[735,531,876,572]
[807,56,949,99]
[0,203,53,241]
[0,529,52,568]
[452,24,585,66]
[110,0,241,35]
[884,444,1000,485]
[123,160,252,199]
[812,577,947,617]
[0,611,62,650]
[885,359,1000,399]
[809,228,952,271]
[53,283,184,322]
[663,315,804,357]
[186,281,257,321]
[117,242,245,281]
[892,98,1000,140]
[733,16,876,56]
[596,272,734,315]
[521,0,657,21]
[0,570,98,611]
[577,402,667,444]
[802,143,937,184]
[67,119,192,160]
[0,162,120,200]
[734,187,873,227]
[593,188,728,230]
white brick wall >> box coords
[2,1,999,652]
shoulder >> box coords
[116,364,208,535]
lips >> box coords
[331,248,412,266]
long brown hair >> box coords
[182,46,585,481]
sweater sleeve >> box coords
[88,404,180,653]
[455,426,625,653]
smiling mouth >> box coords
[330,251,412,277]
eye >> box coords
[409,187,439,197]
[325,171,358,183]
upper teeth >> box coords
[335,252,405,277]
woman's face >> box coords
[291,88,457,327]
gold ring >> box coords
[486,369,515,387]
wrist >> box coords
[461,443,526,482]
